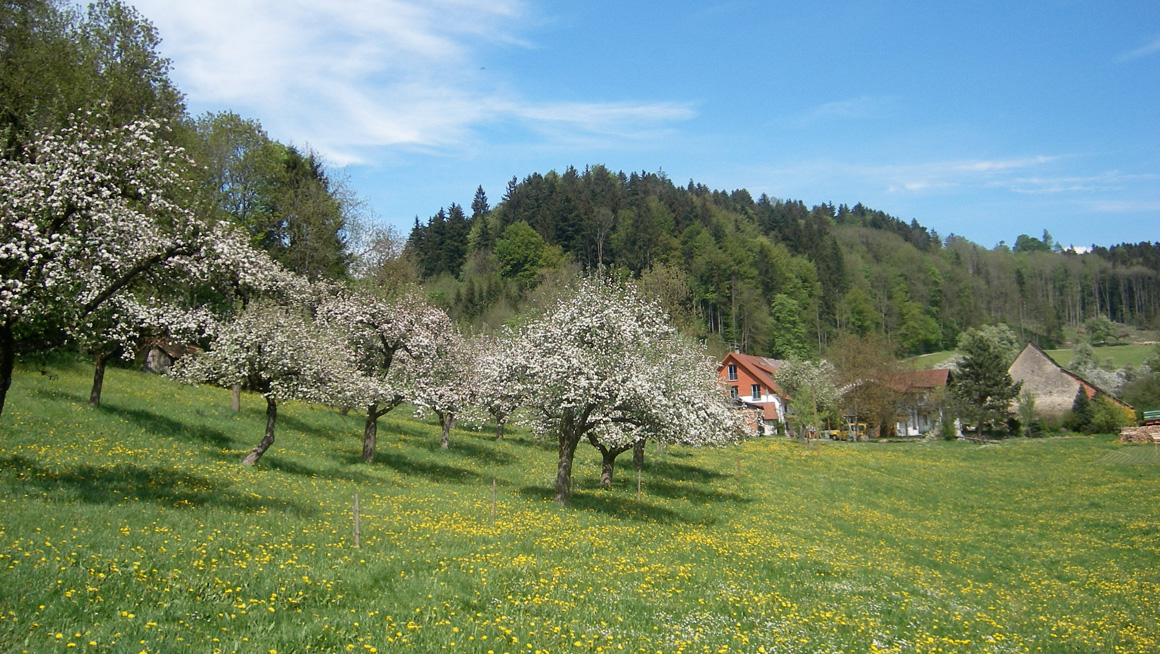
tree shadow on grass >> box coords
[516,485,716,525]
[275,412,342,441]
[350,451,485,485]
[262,457,383,486]
[414,437,519,466]
[647,460,729,483]
[0,454,306,514]
[99,404,234,449]
[643,478,750,505]
[499,436,556,452]
[29,385,87,404]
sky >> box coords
[129,0,1160,249]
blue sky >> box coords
[132,0,1159,249]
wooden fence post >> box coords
[353,493,361,549]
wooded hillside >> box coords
[406,165,1160,358]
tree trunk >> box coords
[555,429,582,505]
[230,384,241,412]
[633,439,645,471]
[0,324,13,417]
[89,350,111,407]
[363,402,378,463]
[495,414,506,441]
[242,396,278,466]
[439,411,455,450]
[586,433,632,490]
[600,449,617,489]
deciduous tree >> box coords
[0,114,206,416]
[510,276,745,504]
[777,358,841,440]
[174,298,355,465]
[317,290,454,460]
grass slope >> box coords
[912,343,1157,372]
[1,361,1159,654]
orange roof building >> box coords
[718,352,790,435]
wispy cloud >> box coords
[744,154,1064,200]
[1117,34,1160,62]
[791,96,891,127]
[1084,199,1160,213]
[1002,171,1160,195]
[133,0,693,165]
[877,156,1059,194]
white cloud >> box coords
[873,156,1057,194]
[1118,34,1160,62]
[131,0,692,165]
[1084,199,1160,213]
[791,96,890,127]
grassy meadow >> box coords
[909,342,1158,372]
[1,361,1159,654]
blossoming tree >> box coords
[409,323,470,450]
[0,114,207,416]
[174,298,356,465]
[470,331,523,440]
[510,276,746,504]
[316,290,456,461]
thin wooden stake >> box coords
[735,459,742,481]
[636,468,642,501]
[353,493,361,549]
[491,478,497,522]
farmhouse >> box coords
[892,368,953,437]
[1007,342,1132,419]
[717,352,789,435]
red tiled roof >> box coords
[720,352,789,398]
[741,400,780,421]
[897,368,951,391]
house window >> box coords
[727,364,738,381]
[730,385,738,399]
[751,384,761,400]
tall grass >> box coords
[1,360,1158,653]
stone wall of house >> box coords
[1008,347,1082,418]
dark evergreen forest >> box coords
[406,165,1160,358]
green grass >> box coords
[2,361,1160,653]
[1046,343,1157,370]
[912,342,1158,371]
[907,350,957,370]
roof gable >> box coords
[720,352,789,398]
[1009,342,1133,410]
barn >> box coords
[1007,342,1132,419]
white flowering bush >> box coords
[510,276,746,504]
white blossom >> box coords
[509,276,746,503]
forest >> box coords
[405,166,1160,359]
[3,0,1159,370]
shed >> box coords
[143,341,198,375]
